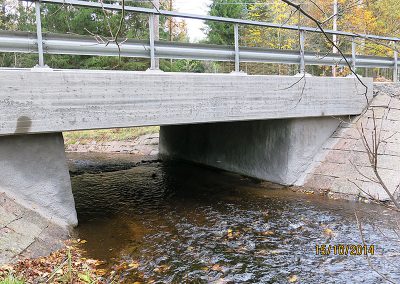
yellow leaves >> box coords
[227,228,234,238]
[0,240,106,284]
[270,249,285,255]
[72,238,87,244]
[128,261,140,269]
[226,228,241,239]
[94,268,107,276]
[78,272,92,283]
[323,228,334,237]
[321,223,335,238]
[262,230,275,236]
[211,264,222,272]
[288,274,299,283]
[153,264,171,273]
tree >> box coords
[0,0,14,30]
[204,0,249,45]
[243,0,297,49]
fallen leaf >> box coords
[323,228,334,237]
[262,230,275,236]
[55,268,63,275]
[288,274,298,283]
[128,261,140,269]
[78,273,91,283]
[211,264,222,271]
[227,228,233,238]
[154,264,170,273]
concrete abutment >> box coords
[159,117,342,185]
[0,133,78,228]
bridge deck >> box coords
[0,69,372,136]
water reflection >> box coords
[67,153,400,283]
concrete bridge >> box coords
[0,69,372,227]
[0,0,398,228]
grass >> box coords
[0,240,103,284]
[63,126,159,145]
[0,274,24,284]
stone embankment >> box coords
[0,193,68,265]
[300,83,400,201]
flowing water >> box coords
[68,152,400,283]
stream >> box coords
[67,152,400,283]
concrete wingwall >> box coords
[0,133,78,228]
[160,117,342,185]
[300,83,400,201]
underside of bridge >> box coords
[159,117,342,185]
[0,70,372,227]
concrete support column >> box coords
[160,118,341,185]
[0,133,77,228]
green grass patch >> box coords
[63,126,159,145]
[0,274,24,284]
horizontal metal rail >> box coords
[3,0,399,82]
[0,31,397,69]
[24,0,400,42]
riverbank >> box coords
[0,240,106,283]
[64,128,159,155]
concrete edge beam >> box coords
[0,70,372,136]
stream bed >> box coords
[67,152,400,283]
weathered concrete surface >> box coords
[0,193,69,265]
[301,83,400,201]
[0,133,78,227]
[0,70,371,136]
[160,117,341,185]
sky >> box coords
[173,0,212,42]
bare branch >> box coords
[354,211,397,284]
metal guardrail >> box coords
[1,0,399,81]
[0,31,397,69]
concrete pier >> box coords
[160,117,341,185]
[0,133,77,228]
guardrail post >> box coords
[299,29,305,74]
[394,41,398,83]
[351,36,356,73]
[149,13,156,70]
[234,23,240,72]
[35,0,44,67]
